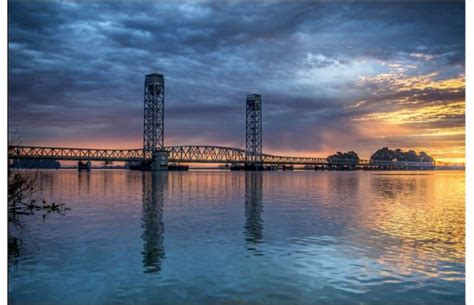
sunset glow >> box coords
[8,2,465,164]
[7,2,467,304]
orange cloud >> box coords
[354,100,464,123]
[351,71,465,164]
[359,72,464,93]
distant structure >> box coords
[144,73,168,170]
[245,94,263,167]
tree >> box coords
[8,133,68,221]
[370,147,434,162]
[327,151,360,165]
[418,151,434,162]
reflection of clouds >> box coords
[244,172,263,254]
[370,176,418,199]
[141,172,167,274]
[350,172,465,278]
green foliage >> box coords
[370,147,434,162]
[326,151,360,164]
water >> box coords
[8,170,465,304]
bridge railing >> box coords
[326,159,362,166]
[370,160,435,168]
[262,153,327,165]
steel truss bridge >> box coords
[8,145,434,168]
[8,145,342,165]
[8,73,435,170]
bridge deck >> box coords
[8,145,433,167]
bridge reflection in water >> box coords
[140,171,268,272]
[7,170,464,303]
[141,172,167,273]
[244,172,264,255]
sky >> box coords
[8,1,465,164]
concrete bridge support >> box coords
[151,151,169,171]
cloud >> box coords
[8,1,465,162]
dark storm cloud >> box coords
[8,1,465,156]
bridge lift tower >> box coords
[245,94,263,169]
[144,73,168,170]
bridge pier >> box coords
[78,160,91,171]
[244,163,264,171]
[151,151,169,171]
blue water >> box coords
[9,170,465,304]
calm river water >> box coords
[8,170,465,304]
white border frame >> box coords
[1,1,470,304]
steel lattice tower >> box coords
[246,94,263,164]
[144,73,165,152]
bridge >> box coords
[8,145,362,165]
[8,73,434,170]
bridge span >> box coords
[8,145,363,166]
[8,144,435,169]
[8,73,435,171]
